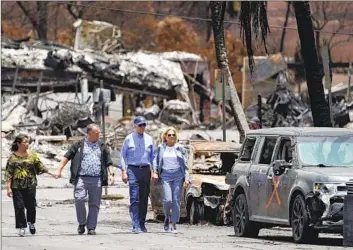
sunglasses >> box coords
[167,134,175,137]
[138,123,146,127]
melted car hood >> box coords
[302,167,353,182]
[190,174,229,190]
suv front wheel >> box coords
[233,193,260,237]
[291,194,319,243]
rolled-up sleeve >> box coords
[149,139,155,167]
[120,137,129,172]
[180,146,190,181]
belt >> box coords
[128,165,149,169]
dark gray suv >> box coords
[225,127,353,243]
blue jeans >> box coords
[127,167,151,229]
[161,177,184,223]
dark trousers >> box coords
[12,188,36,229]
[127,166,151,229]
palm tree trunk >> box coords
[37,2,48,41]
[293,1,332,127]
[210,1,249,140]
[279,1,291,53]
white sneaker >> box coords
[171,225,178,234]
[18,228,25,237]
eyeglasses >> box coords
[167,134,175,137]
[138,123,146,127]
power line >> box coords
[54,1,353,37]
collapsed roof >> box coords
[1,40,195,97]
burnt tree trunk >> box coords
[279,1,291,53]
[17,1,48,41]
[36,2,48,41]
[293,1,332,127]
[210,1,249,141]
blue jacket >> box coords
[152,143,189,181]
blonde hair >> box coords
[161,127,179,143]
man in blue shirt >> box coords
[120,116,155,233]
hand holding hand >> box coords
[184,180,191,188]
[7,188,13,198]
[122,171,128,184]
[55,169,62,179]
[151,172,159,183]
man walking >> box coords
[120,116,155,233]
[55,124,114,235]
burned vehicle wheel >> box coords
[291,194,319,243]
[188,198,201,225]
[154,214,165,222]
[233,194,259,237]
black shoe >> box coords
[77,225,85,235]
[140,224,147,233]
[28,223,36,235]
[87,228,96,235]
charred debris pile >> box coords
[1,91,193,149]
[245,71,353,128]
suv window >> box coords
[275,138,293,163]
[239,137,257,162]
[259,137,277,164]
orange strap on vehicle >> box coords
[265,176,281,208]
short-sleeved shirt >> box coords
[78,139,102,176]
[5,152,48,189]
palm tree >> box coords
[210,1,250,141]
[237,1,332,127]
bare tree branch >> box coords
[66,1,87,19]
[67,3,79,19]
[16,1,37,28]
[186,2,197,17]
[330,35,353,49]
[206,2,212,42]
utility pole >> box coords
[257,94,262,128]
[322,39,334,127]
[347,62,352,103]
[34,72,43,117]
[100,80,107,195]
[80,73,88,104]
[222,70,226,141]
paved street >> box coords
[1,175,346,250]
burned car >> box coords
[225,127,353,243]
[150,140,240,225]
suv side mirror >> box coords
[272,160,292,176]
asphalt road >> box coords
[1,186,346,250]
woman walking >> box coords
[152,127,190,233]
[5,134,50,236]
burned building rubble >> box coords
[1,37,208,134]
[1,38,216,166]
[245,71,353,128]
